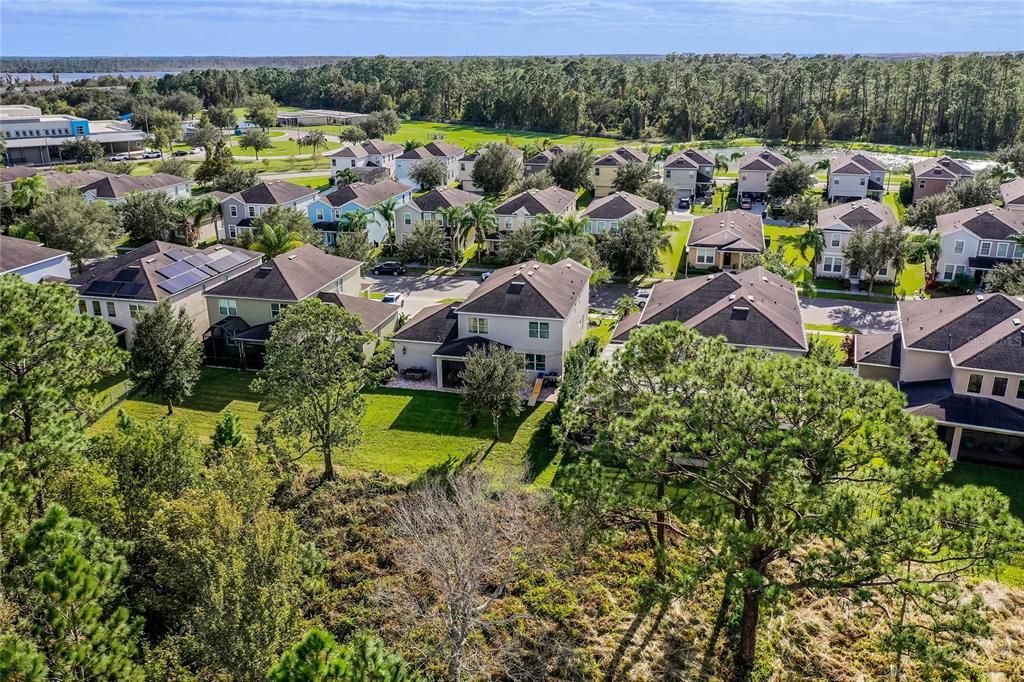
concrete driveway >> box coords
[800,297,899,334]
[364,273,482,318]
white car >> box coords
[108,153,131,161]
[480,271,493,281]
[634,289,652,307]
[141,150,162,159]
[381,292,404,307]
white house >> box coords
[826,153,886,202]
[493,186,577,232]
[221,181,319,239]
[934,204,1024,285]
[579,191,659,234]
[0,235,71,282]
[395,142,465,188]
[815,200,898,282]
[328,139,403,178]
[392,259,591,389]
[662,148,715,202]
[1001,178,1024,214]
[737,149,789,201]
[79,173,193,205]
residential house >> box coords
[395,142,465,188]
[277,110,369,127]
[68,241,261,347]
[685,209,765,272]
[523,145,569,175]
[1001,178,1024,214]
[579,191,659,234]
[395,187,483,243]
[934,204,1024,285]
[737,149,790,201]
[202,245,396,367]
[662,148,715,202]
[610,267,808,356]
[826,153,887,202]
[221,181,319,239]
[489,187,577,251]
[591,147,649,198]
[0,235,70,282]
[328,139,403,178]
[79,173,193,204]
[815,200,899,282]
[459,148,524,193]
[306,180,413,246]
[392,259,591,388]
[1,104,146,166]
[853,293,1024,466]
[910,156,973,203]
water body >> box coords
[2,71,179,82]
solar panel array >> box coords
[80,248,254,299]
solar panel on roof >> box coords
[184,253,213,267]
[117,282,144,298]
[113,268,139,282]
[206,251,249,273]
[156,261,195,279]
[165,249,190,261]
[84,281,122,297]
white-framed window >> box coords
[350,160,356,167]
[247,206,256,218]
[830,233,841,248]
[665,170,672,178]
[609,220,618,230]
[129,303,143,319]
[833,178,839,185]
[229,205,237,218]
[468,317,488,334]
[918,180,926,188]
[859,177,865,185]
[218,299,238,316]
[992,377,1008,397]
[106,301,116,317]
[1017,379,1024,400]
[524,353,546,372]
[78,300,87,314]
[91,300,101,316]
[696,248,716,265]
[404,212,412,225]
[823,256,844,274]
[332,209,340,220]
[1015,244,1024,259]
[528,321,550,339]
[980,241,992,256]
[996,242,1010,258]
[228,226,237,239]
[942,264,966,280]
[953,240,965,255]
[271,302,289,318]
[594,168,600,176]
[877,265,888,277]
[595,220,606,232]
[460,163,465,171]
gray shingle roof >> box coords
[398,141,465,160]
[1001,178,1024,207]
[204,245,360,302]
[594,147,649,167]
[688,209,765,252]
[457,258,591,319]
[494,186,576,217]
[315,291,399,333]
[912,156,973,180]
[738,149,789,172]
[392,303,459,343]
[0,235,68,273]
[322,180,411,208]
[234,181,317,205]
[581,191,659,220]
[935,204,1024,240]
[855,333,902,367]
[79,173,189,199]
[664,148,715,169]
[828,152,887,175]
[410,186,482,212]
[817,200,896,232]
[904,380,1024,432]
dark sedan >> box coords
[372,261,406,276]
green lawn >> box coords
[238,157,331,172]
[285,175,332,191]
[821,139,994,161]
[89,368,562,485]
[382,120,630,152]
[883,192,906,223]
[805,323,860,334]
[230,134,340,158]
[652,221,692,280]
[586,315,616,348]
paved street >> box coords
[799,297,899,334]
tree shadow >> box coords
[605,596,671,682]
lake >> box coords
[2,71,179,82]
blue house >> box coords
[307,180,413,246]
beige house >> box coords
[459,147,524,193]
[736,149,789,201]
[910,156,973,203]
[854,293,1024,467]
[815,200,898,281]
[392,259,591,389]
[591,147,649,198]
[489,187,577,251]
[826,153,886,202]
[685,209,765,272]
[395,186,483,243]
[68,241,262,347]
[662,148,715,201]
[523,145,570,175]
[934,205,1024,285]
[328,139,403,178]
[579,191,658,234]
[79,173,193,205]
[1000,178,1024,213]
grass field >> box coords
[378,121,631,153]
[805,323,860,334]
[586,315,616,348]
[652,220,692,280]
[883,191,907,223]
[284,175,332,190]
[230,134,340,158]
[89,368,562,485]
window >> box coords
[942,264,966,280]
[229,205,238,218]
[980,241,992,256]
[78,300,87,314]
[665,170,672,178]
[460,163,465,171]
[594,168,600,176]
[271,302,289,318]
[468,317,488,334]
[966,374,983,394]
[953,240,965,255]
[524,353,546,371]
[877,265,888,277]
[218,299,237,316]
[350,160,356,167]
[595,220,606,232]
[403,212,412,225]
[529,321,550,339]
[334,209,342,220]
[830,233,841,248]
[315,209,324,221]
[696,248,716,265]
[859,177,865,185]
[129,303,143,319]
[833,178,839,185]
[918,180,926,188]
[992,377,1008,397]
[823,256,844,274]
[247,206,256,218]
[228,226,237,239]
[1017,379,1024,400]
[91,300,101,316]
[996,242,1010,258]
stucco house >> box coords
[826,153,886,202]
[395,142,465,188]
[934,204,1024,285]
[737,149,790,201]
[459,147,524,193]
[591,147,649,198]
[202,245,396,367]
[610,267,807,356]
[910,156,973,203]
[68,241,261,347]
[662,148,715,202]
[221,181,319,239]
[523,145,570,175]
[328,139,403,178]
[395,186,483,244]
[579,191,659,234]
[854,293,1024,467]
[79,173,193,205]
[0,235,70,283]
[1000,178,1024,214]
[487,187,577,252]
[306,180,413,246]
[392,259,591,389]
[685,209,765,272]
[815,200,898,282]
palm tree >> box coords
[437,206,470,256]
[559,212,590,236]
[402,139,424,152]
[374,197,399,249]
[534,213,564,244]
[781,228,826,266]
[465,199,496,262]
[192,194,222,243]
[171,197,199,245]
[11,175,47,212]
[334,168,360,187]
[729,151,745,163]
[342,209,371,234]
[300,130,328,157]
[252,223,305,258]
[713,153,730,176]
[907,231,942,274]
[644,207,668,233]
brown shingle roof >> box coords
[457,258,590,319]
[329,139,403,158]
[494,187,576,217]
[234,181,317,205]
[80,173,190,199]
[855,333,902,367]
[817,200,895,232]
[738,149,789,172]
[581,191,659,220]
[0,235,68,273]
[935,204,1024,240]
[398,141,465,160]
[524,145,570,167]
[664,148,715,169]
[392,302,459,343]
[410,186,483,212]
[688,209,765,252]
[204,245,360,302]
[828,153,886,175]
[594,147,649,167]
[315,291,399,333]
[322,180,411,208]
[912,156,973,180]
[1001,178,1024,207]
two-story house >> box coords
[395,186,483,244]
[395,142,465,188]
[0,235,70,283]
[854,293,1024,467]
[328,139,403,179]
[934,204,1024,285]
[459,147,524,193]
[826,153,886,202]
[815,200,898,282]
[579,191,659,234]
[910,156,974,203]
[489,187,577,251]
[1001,178,1024,214]
[610,266,807,356]
[737,149,790,202]
[662,149,715,202]
[392,259,591,389]
[306,180,413,246]
[592,147,649,198]
[202,245,397,367]
[68,241,262,347]
[685,209,765,272]
[221,181,319,240]
[79,173,193,205]
[523,145,570,175]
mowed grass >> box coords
[652,220,692,280]
[89,369,561,485]
[230,134,340,158]
[381,120,630,152]
[284,175,332,190]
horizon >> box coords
[2,0,1022,57]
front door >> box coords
[722,252,733,268]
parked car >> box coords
[108,153,131,161]
[480,271,494,281]
[381,292,405,307]
[172,150,189,157]
[634,289,652,308]
[372,261,406,276]
[677,197,691,210]
[190,147,203,155]
[142,150,162,159]
[739,198,753,210]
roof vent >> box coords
[747,295,755,301]
[1013,318,1021,326]
[940,159,950,166]
[728,294,736,300]
[762,276,769,282]
[707,274,714,280]
[260,265,273,270]
[509,281,525,295]
[288,254,298,260]
[976,294,985,301]
[213,245,224,250]
[145,258,157,263]
[527,271,533,277]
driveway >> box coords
[800,297,899,334]
[364,273,482,317]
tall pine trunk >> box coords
[735,585,761,681]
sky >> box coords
[1,0,1022,58]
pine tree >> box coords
[807,115,828,146]
[129,300,202,415]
